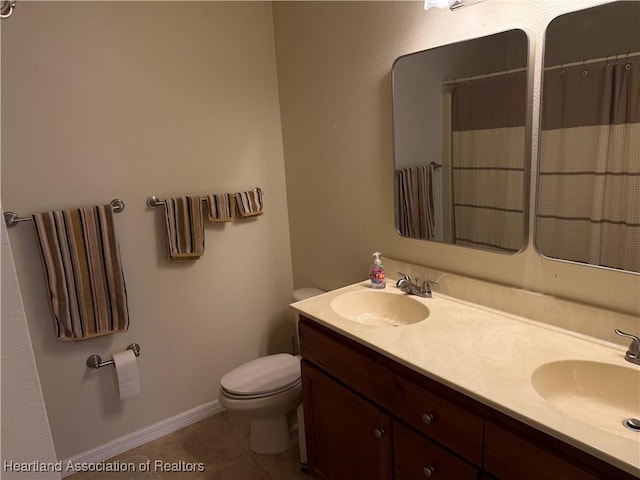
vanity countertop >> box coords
[291,280,640,477]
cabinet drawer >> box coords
[394,422,479,480]
[485,422,601,480]
[299,318,395,409]
[393,375,484,466]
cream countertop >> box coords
[291,280,640,477]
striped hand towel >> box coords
[164,196,205,259]
[234,189,264,218]
[205,193,234,223]
[32,204,129,341]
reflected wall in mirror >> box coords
[392,29,529,254]
[536,1,640,273]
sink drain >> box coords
[623,418,640,431]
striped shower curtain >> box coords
[450,74,526,253]
[536,59,640,271]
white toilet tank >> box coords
[292,287,324,302]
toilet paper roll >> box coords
[113,349,140,400]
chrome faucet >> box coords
[396,272,433,298]
[615,329,640,365]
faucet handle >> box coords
[396,272,411,282]
[615,329,640,363]
[420,280,432,296]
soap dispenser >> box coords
[369,252,386,289]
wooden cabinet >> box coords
[301,361,392,480]
[299,317,636,480]
[299,317,482,479]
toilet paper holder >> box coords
[86,343,141,369]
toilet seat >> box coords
[220,353,301,399]
[221,378,301,400]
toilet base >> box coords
[250,416,295,454]
[218,383,302,455]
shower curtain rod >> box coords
[544,51,640,72]
[442,66,526,86]
[442,50,640,86]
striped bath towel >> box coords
[32,204,129,341]
[163,196,205,259]
[205,193,234,223]
[234,188,264,218]
[396,165,435,240]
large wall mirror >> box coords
[535,1,640,273]
[392,29,529,254]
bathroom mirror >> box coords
[392,29,529,254]
[535,1,640,273]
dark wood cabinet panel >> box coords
[484,422,629,480]
[393,375,484,465]
[395,472,412,480]
[299,316,396,409]
[394,422,480,480]
[302,361,392,480]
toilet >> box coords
[218,287,324,455]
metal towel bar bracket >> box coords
[4,199,125,228]
[146,196,165,208]
[1,0,17,19]
[86,343,140,369]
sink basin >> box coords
[330,290,429,326]
[532,360,640,436]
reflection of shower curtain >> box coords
[396,165,436,239]
[537,60,640,271]
[451,75,526,252]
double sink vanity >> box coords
[291,269,640,480]
[291,1,639,478]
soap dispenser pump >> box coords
[369,252,386,289]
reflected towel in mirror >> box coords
[396,165,435,240]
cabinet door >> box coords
[302,361,392,480]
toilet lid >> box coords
[220,353,301,396]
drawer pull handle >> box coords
[374,428,384,439]
[422,413,435,424]
[423,466,436,477]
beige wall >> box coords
[274,0,640,315]
[2,2,293,460]
[1,21,59,480]
[2,216,59,478]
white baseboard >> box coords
[60,400,224,478]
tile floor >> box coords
[67,411,308,480]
